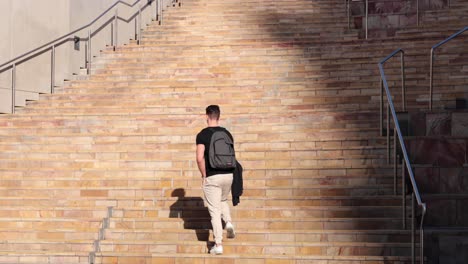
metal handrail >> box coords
[429,26,468,110]
[379,49,427,264]
[0,0,154,70]
[0,0,168,114]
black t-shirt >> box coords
[196,126,235,177]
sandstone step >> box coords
[0,195,402,208]
[0,136,385,153]
[0,185,397,199]
[112,205,402,219]
[0,218,102,230]
[0,172,396,188]
[98,239,412,256]
[105,228,411,243]
[108,217,405,230]
[13,102,382,114]
[0,240,93,253]
[23,95,380,113]
[0,230,96,241]
[0,207,108,218]
[0,251,89,264]
[0,158,395,174]
[93,252,414,264]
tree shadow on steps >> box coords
[169,188,211,249]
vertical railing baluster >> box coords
[380,78,383,136]
[401,51,406,111]
[429,49,434,110]
[420,207,426,264]
[347,0,350,30]
[387,104,390,164]
[402,158,406,229]
[138,5,142,44]
[156,0,160,21]
[134,11,138,41]
[417,0,420,27]
[11,64,16,114]
[114,9,118,50]
[51,45,56,93]
[412,193,415,264]
[87,30,92,75]
[394,130,397,195]
[153,0,158,21]
[365,0,368,39]
[160,0,164,25]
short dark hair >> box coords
[206,105,220,120]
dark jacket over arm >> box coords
[231,161,243,206]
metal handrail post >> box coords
[160,0,164,25]
[51,45,56,94]
[347,0,350,29]
[380,78,384,136]
[157,0,161,22]
[365,0,368,39]
[87,30,92,75]
[114,9,118,50]
[420,207,426,264]
[153,0,157,20]
[387,104,390,164]
[416,0,419,27]
[429,49,434,110]
[412,193,415,264]
[401,51,406,111]
[11,64,16,114]
[393,129,397,195]
[134,12,138,40]
[402,157,406,229]
[138,5,142,44]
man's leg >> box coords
[220,173,233,224]
[219,174,235,238]
[203,175,223,246]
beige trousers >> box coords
[203,173,233,245]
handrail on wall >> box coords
[379,48,427,264]
[0,0,170,114]
[429,26,468,110]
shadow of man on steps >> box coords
[169,188,211,244]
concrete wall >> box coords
[0,0,157,113]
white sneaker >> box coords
[226,222,236,239]
[210,244,223,255]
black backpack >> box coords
[208,128,236,170]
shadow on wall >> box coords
[169,188,211,244]
[256,1,404,246]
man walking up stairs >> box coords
[196,105,237,255]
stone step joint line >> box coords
[89,206,113,264]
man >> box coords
[196,105,236,255]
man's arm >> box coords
[196,144,206,178]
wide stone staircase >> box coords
[0,0,467,263]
